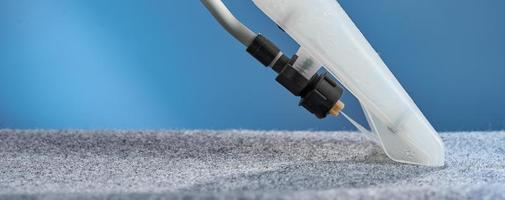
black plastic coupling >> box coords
[299,72,343,119]
[245,34,343,119]
[246,34,281,67]
[274,55,308,96]
[274,56,343,118]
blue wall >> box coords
[0,0,504,131]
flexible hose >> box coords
[201,0,257,46]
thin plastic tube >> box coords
[201,0,257,46]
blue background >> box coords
[0,0,504,131]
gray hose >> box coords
[201,0,257,46]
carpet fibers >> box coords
[0,130,504,199]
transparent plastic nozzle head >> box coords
[253,0,445,166]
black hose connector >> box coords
[275,55,309,96]
[299,72,343,119]
[246,35,343,119]
[246,35,280,67]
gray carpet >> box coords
[0,129,504,200]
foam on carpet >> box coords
[0,129,504,200]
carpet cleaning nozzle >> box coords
[202,0,445,166]
[202,0,345,119]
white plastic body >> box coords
[253,0,445,166]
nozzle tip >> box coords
[329,100,345,116]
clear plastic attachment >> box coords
[253,0,445,166]
[292,47,321,79]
